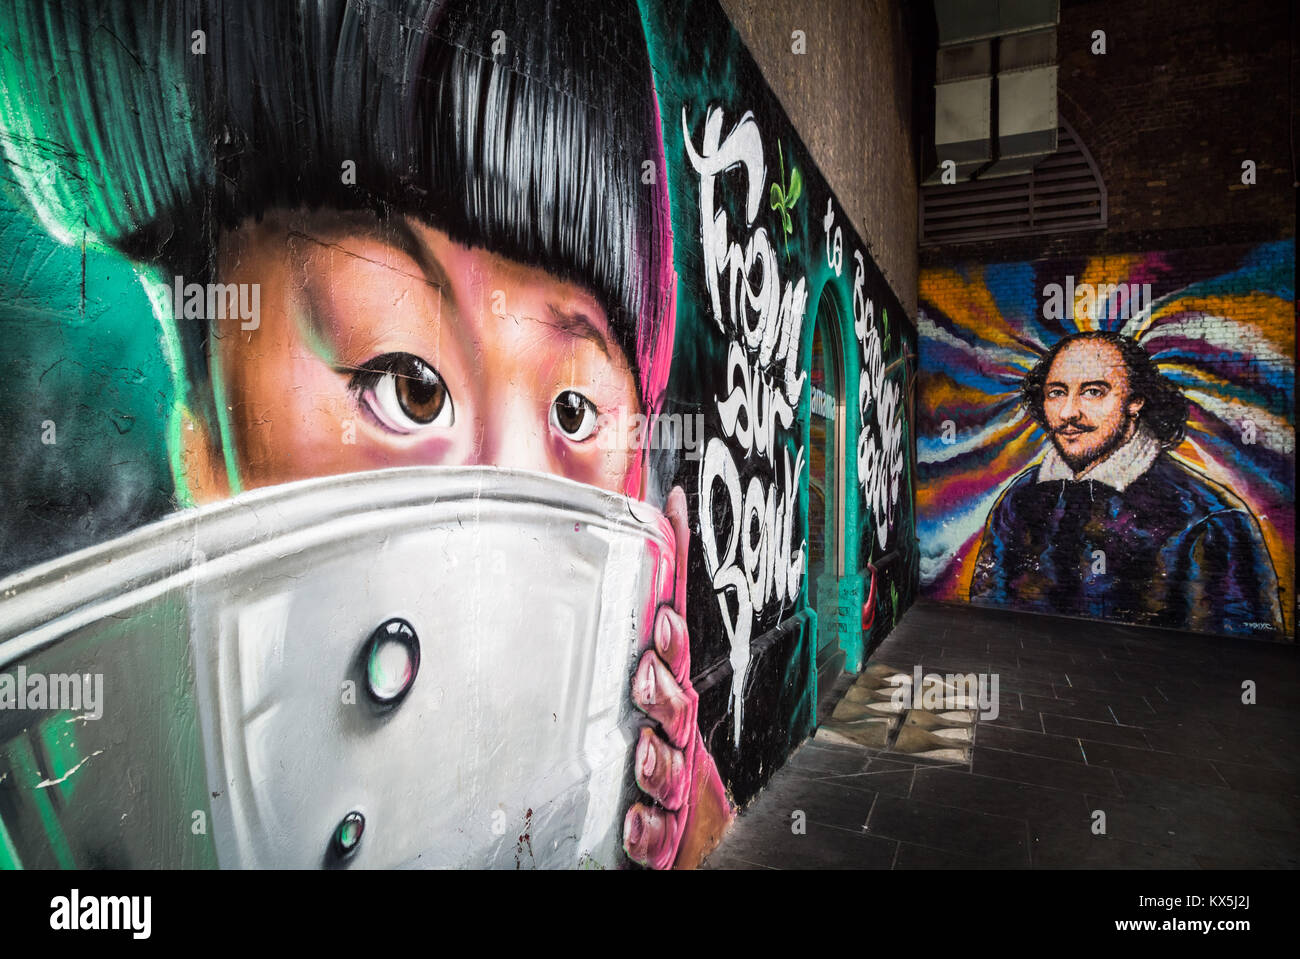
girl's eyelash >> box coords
[346,368,373,395]
[341,355,410,392]
[339,352,455,436]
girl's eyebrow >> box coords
[290,216,451,363]
[545,304,612,358]
[390,217,451,293]
[287,215,449,293]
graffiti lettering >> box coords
[700,438,805,637]
[699,438,805,743]
[683,107,807,408]
[853,251,904,551]
[687,106,808,745]
[717,340,791,461]
[822,198,842,276]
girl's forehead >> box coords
[245,208,629,367]
[265,210,609,315]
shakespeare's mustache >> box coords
[1054,419,1096,434]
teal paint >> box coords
[639,0,917,801]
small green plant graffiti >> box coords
[769,142,801,255]
[889,582,899,630]
[882,307,891,353]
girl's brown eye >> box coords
[551,389,598,441]
[394,358,447,423]
[351,353,454,434]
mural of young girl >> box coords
[0,0,731,869]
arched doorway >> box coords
[808,289,847,689]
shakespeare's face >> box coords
[1042,338,1145,473]
[183,210,643,501]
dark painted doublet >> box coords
[971,451,1283,637]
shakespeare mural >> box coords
[919,246,1295,640]
[0,0,916,869]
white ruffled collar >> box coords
[1037,421,1162,491]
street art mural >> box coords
[0,0,916,869]
[852,249,916,643]
[918,244,1295,640]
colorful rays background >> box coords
[917,241,1295,639]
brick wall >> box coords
[916,0,1296,641]
[921,0,1297,267]
[917,240,1295,640]
[723,0,922,318]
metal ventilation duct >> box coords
[934,0,1059,42]
[928,0,1060,184]
[931,40,993,183]
[987,26,1058,178]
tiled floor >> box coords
[702,601,1300,869]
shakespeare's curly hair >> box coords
[1021,331,1188,446]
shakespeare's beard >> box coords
[1051,415,1135,474]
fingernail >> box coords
[656,614,671,654]
[626,807,644,846]
[639,657,656,705]
[639,732,657,779]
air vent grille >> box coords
[920,120,1105,245]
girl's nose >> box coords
[470,395,554,475]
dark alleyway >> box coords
[703,602,1300,869]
